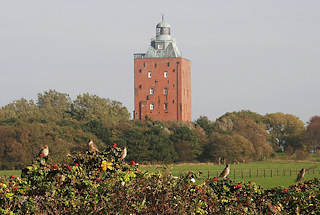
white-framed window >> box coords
[164,103,168,111]
[148,72,152,78]
[164,88,168,95]
[150,88,154,94]
[164,72,168,78]
[150,104,154,110]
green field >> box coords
[141,160,320,188]
[1,161,319,188]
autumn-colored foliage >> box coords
[1,146,319,214]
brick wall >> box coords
[134,57,191,121]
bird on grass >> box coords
[296,168,306,182]
[219,164,230,178]
[120,147,127,160]
[88,140,99,153]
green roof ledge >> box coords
[134,15,182,59]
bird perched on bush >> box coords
[88,140,99,153]
[219,164,230,178]
[266,200,281,214]
[296,168,306,182]
[120,147,127,160]
[39,145,49,157]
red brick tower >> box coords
[134,17,191,121]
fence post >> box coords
[271,169,272,178]
[290,168,291,176]
[249,169,251,178]
[234,168,236,180]
[241,169,243,179]
[216,170,219,177]
[208,170,210,179]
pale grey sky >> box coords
[0,0,319,123]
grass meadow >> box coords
[1,160,319,188]
[141,160,320,188]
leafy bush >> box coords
[0,145,319,214]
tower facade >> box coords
[134,17,191,121]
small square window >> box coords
[150,88,154,95]
[139,69,142,73]
[164,88,168,95]
[139,84,142,89]
[164,103,168,111]
[164,72,168,78]
[143,62,146,67]
[146,95,149,100]
[172,100,175,104]
[167,62,170,67]
[154,63,157,68]
[172,69,175,72]
[150,104,154,110]
[148,72,152,78]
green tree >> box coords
[70,93,130,126]
[145,124,177,163]
[202,132,255,163]
[37,90,72,121]
[170,126,200,162]
[195,116,215,136]
[305,116,320,153]
[263,113,305,152]
[123,126,151,162]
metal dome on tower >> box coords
[134,16,181,59]
[156,15,171,40]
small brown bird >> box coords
[88,140,99,153]
[120,147,127,160]
[296,168,306,182]
[39,145,49,157]
[219,164,230,178]
[266,200,281,214]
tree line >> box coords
[0,90,319,169]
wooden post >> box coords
[249,169,251,178]
[208,170,210,179]
[271,169,272,178]
[241,169,243,179]
[234,168,236,180]
[216,170,219,177]
[290,168,291,176]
